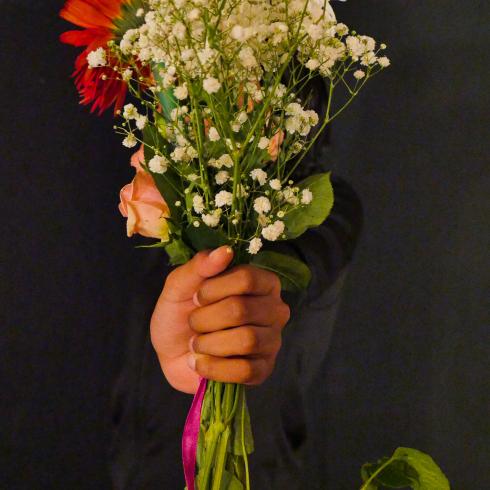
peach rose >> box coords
[118,147,170,240]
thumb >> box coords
[162,245,234,302]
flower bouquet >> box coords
[60,1,449,489]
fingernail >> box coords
[188,336,196,354]
[209,247,222,260]
[192,292,201,307]
[187,354,196,371]
[225,246,233,254]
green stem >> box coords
[240,386,251,490]
[199,422,224,490]
[359,456,395,490]
[210,426,231,490]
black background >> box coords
[1,1,489,488]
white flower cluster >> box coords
[103,0,388,255]
[115,0,388,87]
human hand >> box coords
[150,246,291,394]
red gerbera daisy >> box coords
[60,0,143,115]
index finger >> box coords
[196,265,281,306]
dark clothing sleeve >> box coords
[110,175,363,490]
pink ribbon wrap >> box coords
[182,378,207,490]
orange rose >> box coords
[118,147,170,240]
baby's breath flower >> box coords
[361,51,377,66]
[122,134,137,148]
[218,154,234,169]
[208,127,220,141]
[215,190,233,207]
[354,70,365,80]
[261,220,285,241]
[283,187,299,205]
[203,77,221,94]
[301,188,313,205]
[122,68,133,82]
[87,47,107,68]
[215,170,230,185]
[305,59,320,70]
[258,136,270,149]
[237,112,248,124]
[171,146,186,162]
[202,209,222,228]
[258,214,269,227]
[123,103,138,120]
[187,146,199,160]
[136,115,148,130]
[270,179,282,191]
[253,196,271,214]
[248,237,263,255]
[193,194,205,214]
[250,168,268,186]
[187,8,200,21]
[148,155,169,174]
[378,56,391,67]
[174,84,188,100]
[239,47,258,69]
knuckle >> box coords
[240,327,259,353]
[237,266,256,292]
[188,310,200,331]
[195,356,211,378]
[164,268,178,288]
[229,297,248,323]
[196,286,207,305]
[270,272,281,291]
[278,302,291,327]
[238,361,255,384]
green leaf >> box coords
[112,0,146,40]
[164,238,193,265]
[142,124,170,162]
[143,125,183,222]
[361,458,413,488]
[231,388,254,456]
[152,63,179,120]
[135,241,167,249]
[184,225,229,252]
[222,469,244,490]
[282,171,334,240]
[251,251,311,292]
[361,447,450,490]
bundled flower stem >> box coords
[61,0,389,488]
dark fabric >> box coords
[2,2,489,490]
[110,177,363,489]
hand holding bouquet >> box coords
[61,1,448,489]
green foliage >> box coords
[184,225,229,252]
[251,251,311,292]
[164,238,193,265]
[360,447,450,490]
[283,172,334,239]
[231,387,254,456]
[143,125,184,223]
[152,63,179,120]
[112,0,146,41]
